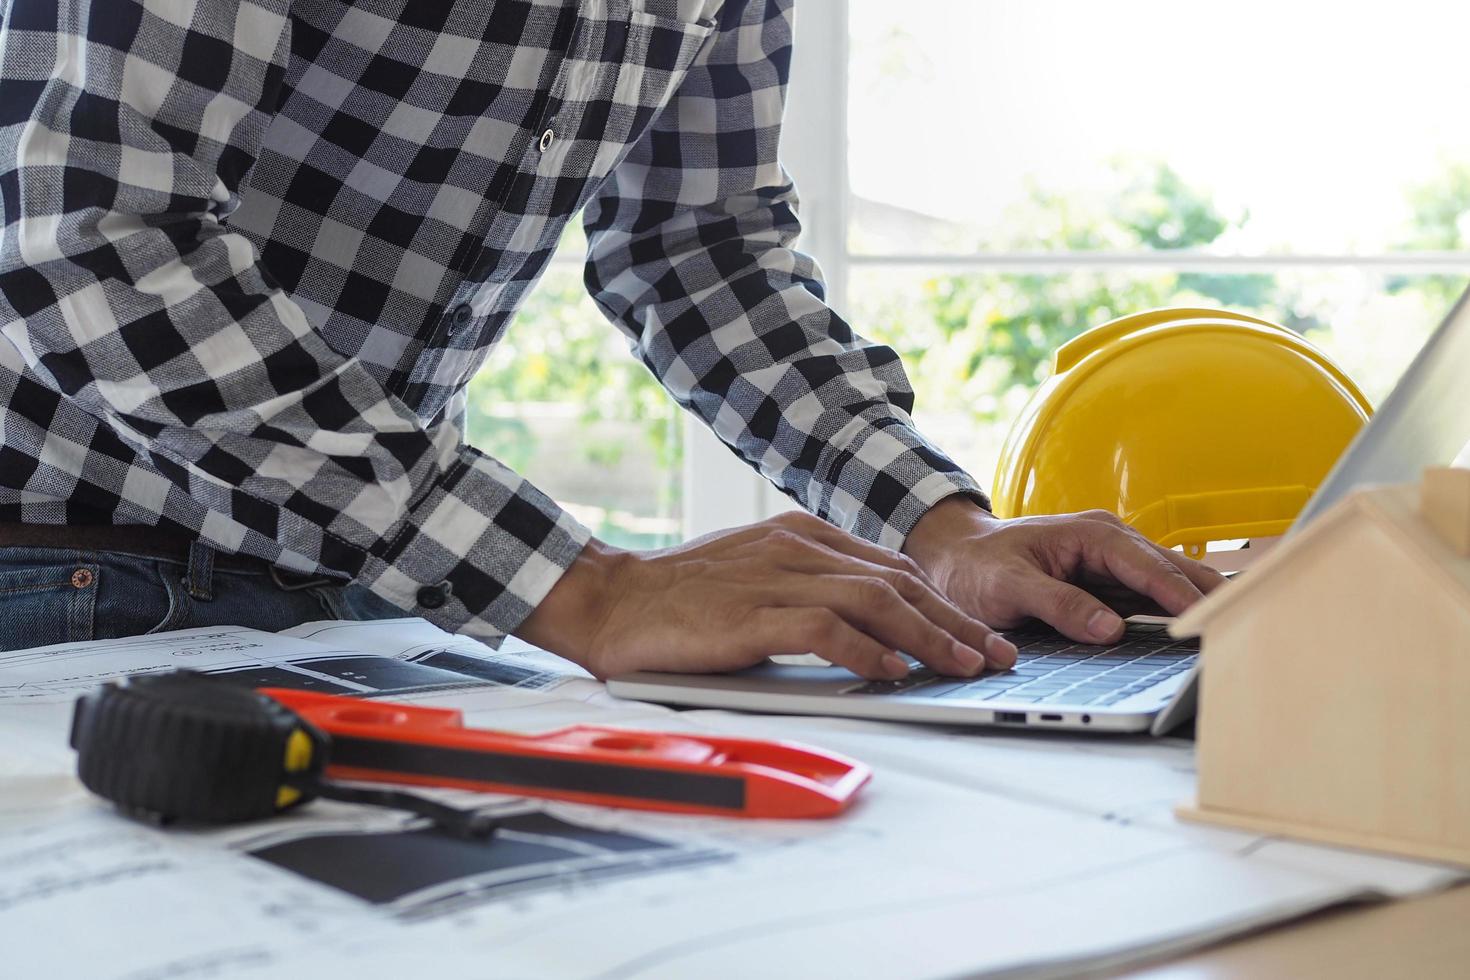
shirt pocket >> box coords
[622,8,714,114]
[576,7,715,184]
[0,559,99,651]
[627,5,718,67]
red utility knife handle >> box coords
[259,688,871,819]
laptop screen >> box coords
[1289,285,1470,535]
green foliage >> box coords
[1399,159,1470,250]
[864,158,1466,447]
[863,162,1269,419]
[1389,158,1470,306]
[1175,272,1277,310]
[1116,164,1231,250]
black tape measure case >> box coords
[70,671,328,824]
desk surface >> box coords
[4,620,1465,979]
[1124,882,1470,979]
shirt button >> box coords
[452,303,473,325]
[538,128,555,152]
[417,582,451,610]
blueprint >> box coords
[0,618,584,705]
[0,619,1464,979]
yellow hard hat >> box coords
[991,308,1373,558]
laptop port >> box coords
[1039,713,1064,722]
[994,711,1028,724]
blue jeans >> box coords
[0,544,404,652]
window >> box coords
[785,0,1469,510]
[467,2,1470,542]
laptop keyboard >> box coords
[846,621,1198,708]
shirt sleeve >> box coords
[583,0,989,551]
[0,0,589,643]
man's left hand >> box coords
[902,497,1228,644]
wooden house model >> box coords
[1172,466,1470,866]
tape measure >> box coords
[69,670,495,836]
[70,670,870,832]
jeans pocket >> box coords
[0,560,99,652]
[92,555,184,640]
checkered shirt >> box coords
[0,0,986,643]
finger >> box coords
[757,607,907,680]
[1025,571,1129,644]
[1079,510,1227,597]
[763,544,1017,669]
[1145,541,1230,595]
[1081,523,1206,618]
[766,574,1001,676]
[1069,578,1169,618]
[879,568,1018,669]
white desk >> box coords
[1,619,1462,979]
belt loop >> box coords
[185,540,216,601]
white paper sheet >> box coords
[0,618,585,706]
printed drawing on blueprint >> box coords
[244,808,730,920]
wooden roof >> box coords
[1171,483,1470,638]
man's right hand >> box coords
[515,511,1017,681]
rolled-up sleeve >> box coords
[583,0,988,550]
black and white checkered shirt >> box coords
[0,0,985,643]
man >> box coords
[0,0,1223,672]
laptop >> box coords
[608,288,1470,734]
